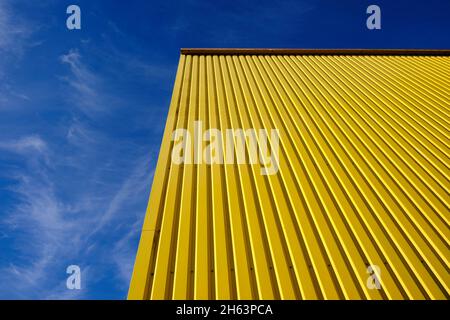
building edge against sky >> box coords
[128,49,450,300]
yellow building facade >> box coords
[129,49,449,300]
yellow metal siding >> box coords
[129,53,450,300]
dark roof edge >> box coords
[181,48,450,56]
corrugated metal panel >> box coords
[129,51,450,300]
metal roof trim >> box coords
[181,48,450,56]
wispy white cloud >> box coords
[59,49,108,115]
[89,154,153,237]
[1,12,165,299]
[0,135,50,168]
[0,135,82,298]
[111,219,144,288]
[66,120,99,147]
[0,135,48,154]
[0,131,154,298]
[0,1,32,55]
[0,1,37,106]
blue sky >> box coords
[0,0,448,299]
